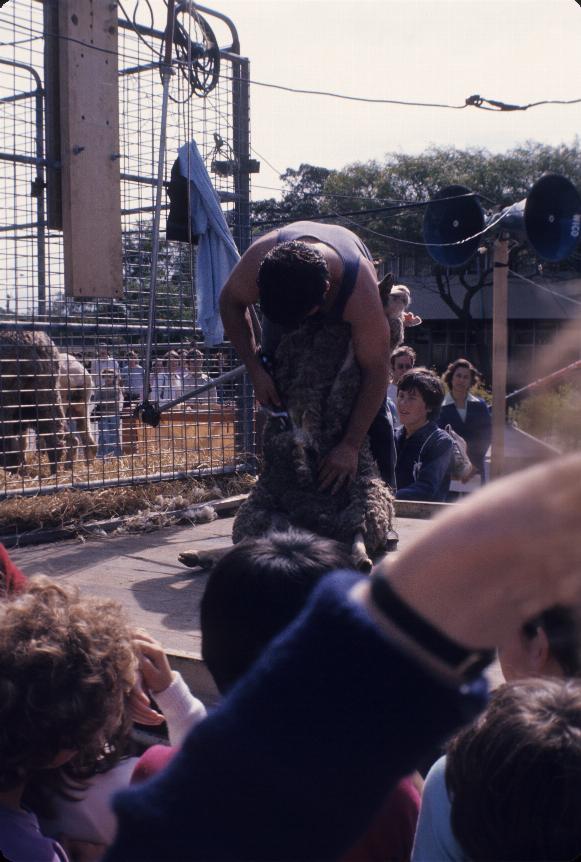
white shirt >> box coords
[442,391,479,423]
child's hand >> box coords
[127,676,164,726]
[133,630,174,695]
[59,836,107,862]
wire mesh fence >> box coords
[0,0,255,499]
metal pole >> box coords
[158,363,245,411]
[35,83,47,317]
[490,238,509,479]
[142,0,175,402]
[231,53,255,458]
[231,55,251,254]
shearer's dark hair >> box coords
[397,366,445,419]
[257,241,330,327]
[446,679,581,862]
[201,529,351,693]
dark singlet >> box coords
[261,222,374,356]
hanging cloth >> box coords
[169,140,241,345]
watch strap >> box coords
[370,574,493,680]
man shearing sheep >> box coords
[220,221,392,492]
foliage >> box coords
[472,382,492,405]
[252,141,581,377]
[509,383,581,452]
[253,138,581,274]
[123,220,196,325]
[251,164,335,236]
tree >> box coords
[251,164,335,236]
[251,142,581,376]
[122,220,197,329]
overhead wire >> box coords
[3,8,580,116]
[221,74,581,113]
[323,208,510,250]
[249,191,487,232]
[508,269,581,308]
[5,7,570,262]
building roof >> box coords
[403,274,581,321]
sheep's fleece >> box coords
[233,318,394,555]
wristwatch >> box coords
[370,573,494,681]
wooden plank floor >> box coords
[10,515,431,658]
[10,514,504,697]
[13,515,508,697]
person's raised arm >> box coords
[319,258,390,492]
[363,453,581,666]
[219,234,281,408]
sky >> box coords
[150,0,581,199]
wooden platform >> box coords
[12,513,499,701]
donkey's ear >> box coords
[378,272,394,304]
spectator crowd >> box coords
[80,345,223,460]
[2,446,581,861]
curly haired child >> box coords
[0,576,138,861]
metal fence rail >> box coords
[0,0,255,497]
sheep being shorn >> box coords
[232,318,394,571]
[0,329,67,474]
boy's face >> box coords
[396,386,429,429]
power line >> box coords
[466,94,581,112]
[222,76,470,109]
[252,183,484,207]
[250,192,483,232]
[223,75,581,112]
[3,10,580,115]
[333,209,509,250]
[508,269,581,308]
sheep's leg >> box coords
[178,545,231,570]
[75,409,97,463]
[17,427,28,467]
[62,428,78,471]
[37,375,66,474]
[351,531,373,574]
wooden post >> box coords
[490,238,509,479]
[59,0,122,298]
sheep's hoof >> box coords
[179,548,205,568]
[178,546,229,571]
[353,553,373,574]
[351,531,373,574]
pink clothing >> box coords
[342,777,421,862]
[0,542,27,595]
[131,744,176,785]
